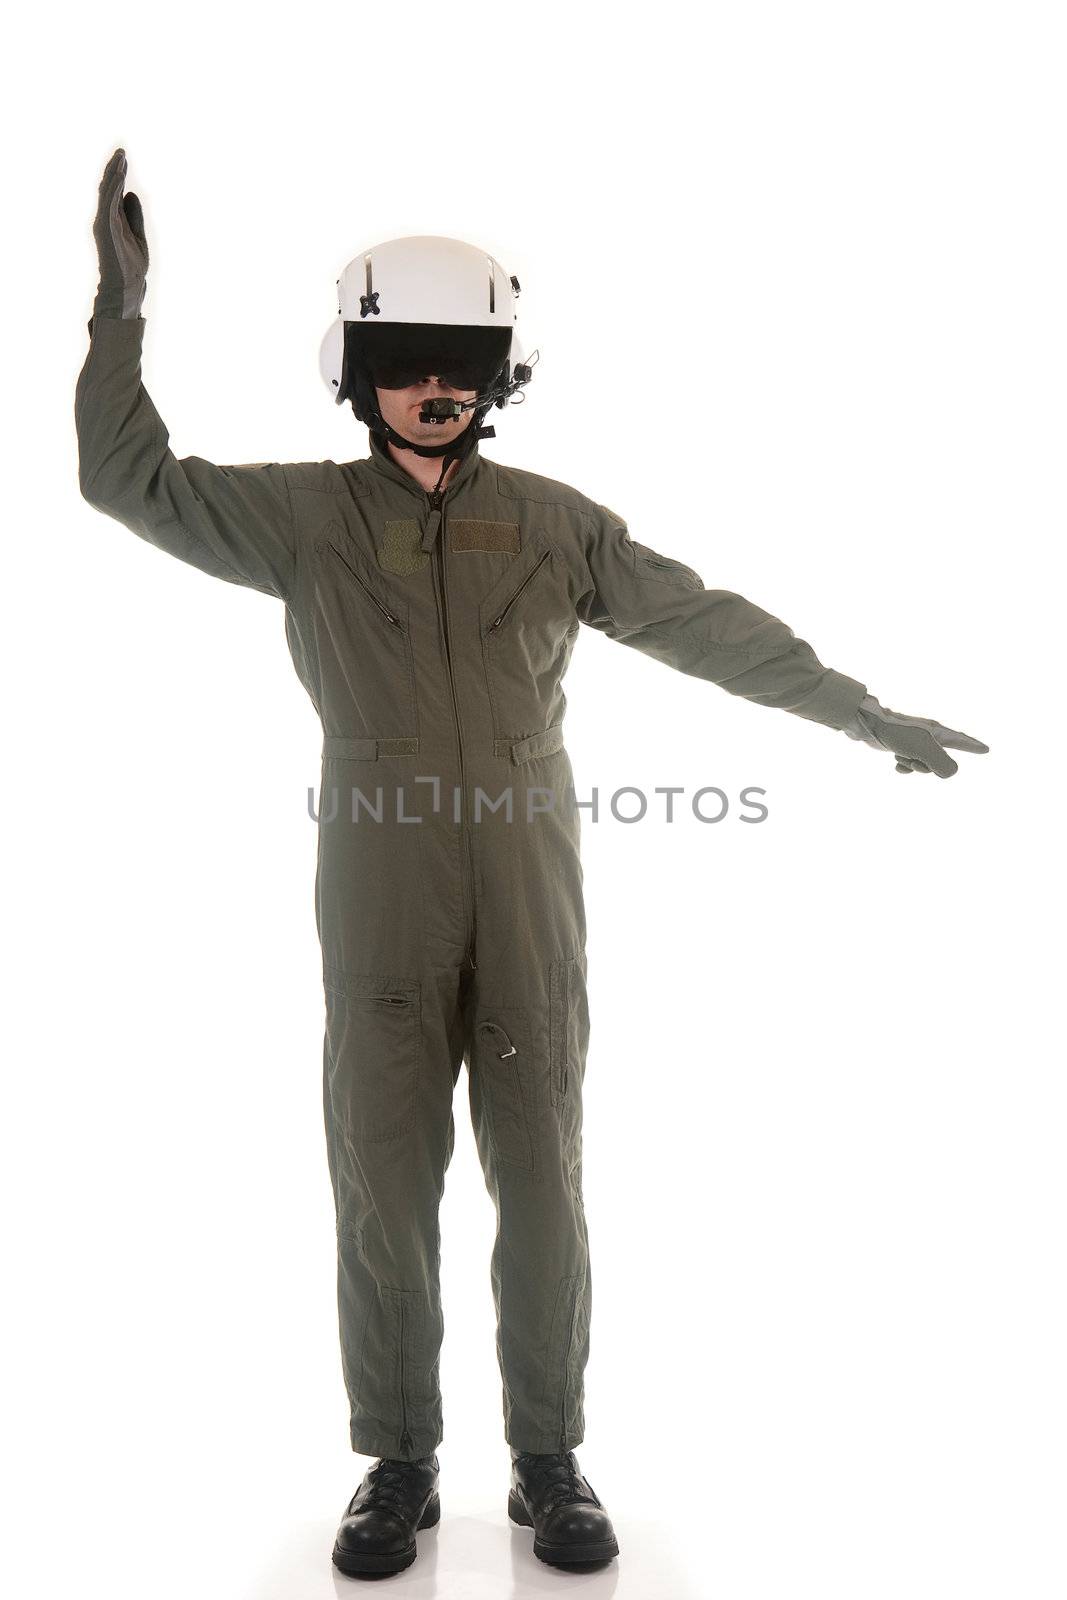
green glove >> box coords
[841,694,990,777]
[91,147,149,324]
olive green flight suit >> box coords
[75,313,868,1459]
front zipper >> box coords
[487,548,551,634]
[398,1298,413,1457]
[428,487,478,972]
[329,542,405,632]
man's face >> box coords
[374,374,479,446]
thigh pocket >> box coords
[549,952,589,1110]
[323,969,421,1144]
[474,1008,540,1172]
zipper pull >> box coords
[370,594,403,630]
[480,1021,516,1059]
[420,504,443,553]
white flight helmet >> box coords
[318,234,535,459]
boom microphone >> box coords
[417,354,539,423]
[418,397,465,424]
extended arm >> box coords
[576,504,989,777]
[76,148,296,600]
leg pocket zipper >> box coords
[476,1017,535,1170]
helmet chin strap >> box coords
[373,398,497,492]
[377,414,474,459]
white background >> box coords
[3,3,1063,1596]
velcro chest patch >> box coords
[377,520,429,575]
[449,519,521,555]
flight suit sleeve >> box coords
[574,503,867,731]
[75,313,297,601]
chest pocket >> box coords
[478,534,573,743]
[312,520,420,742]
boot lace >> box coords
[364,1457,418,1515]
[521,1450,596,1513]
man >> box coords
[76,148,989,1578]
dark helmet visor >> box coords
[346,321,511,392]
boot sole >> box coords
[332,1490,440,1575]
[508,1488,620,1564]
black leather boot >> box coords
[508,1447,620,1565]
[332,1453,441,1576]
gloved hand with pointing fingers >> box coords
[840,693,989,777]
[92,146,149,322]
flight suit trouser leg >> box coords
[465,948,593,1455]
[321,962,470,1459]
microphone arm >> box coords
[417,353,539,423]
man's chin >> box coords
[393,418,471,445]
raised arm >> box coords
[575,502,989,777]
[76,148,297,601]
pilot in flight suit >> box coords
[77,149,988,1574]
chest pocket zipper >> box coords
[329,541,405,632]
[487,549,551,635]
